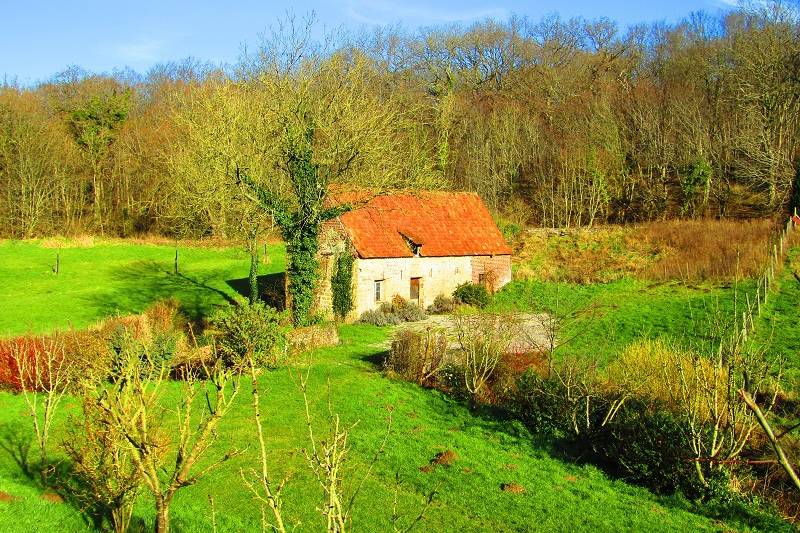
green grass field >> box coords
[0,239,285,337]
[488,277,753,366]
[755,248,800,386]
[1,325,786,532]
[0,239,793,531]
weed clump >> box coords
[207,299,286,370]
[359,296,426,326]
[453,282,490,308]
[427,294,457,314]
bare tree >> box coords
[240,358,289,533]
[63,388,143,533]
[452,314,516,398]
[10,335,71,481]
[295,369,391,533]
[97,349,243,533]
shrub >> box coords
[582,399,701,497]
[453,282,489,308]
[359,296,427,326]
[427,294,456,314]
[500,222,522,242]
[359,309,403,326]
[508,363,710,499]
[396,303,426,322]
[452,314,515,400]
[0,334,84,392]
[208,300,286,370]
[387,329,448,386]
[109,327,179,380]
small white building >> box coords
[313,191,512,320]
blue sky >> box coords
[1,0,738,84]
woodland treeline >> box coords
[2,2,800,239]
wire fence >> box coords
[740,207,798,342]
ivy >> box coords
[331,253,354,319]
[680,157,713,218]
[240,117,351,326]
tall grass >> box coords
[641,218,775,281]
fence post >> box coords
[756,284,761,315]
[742,311,748,342]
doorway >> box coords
[410,277,421,304]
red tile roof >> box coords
[333,191,512,259]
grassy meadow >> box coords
[0,325,785,532]
[0,233,796,531]
[0,239,285,337]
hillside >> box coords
[0,236,795,531]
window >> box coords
[374,280,384,302]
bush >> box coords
[500,222,522,242]
[359,309,403,326]
[387,329,448,386]
[427,294,457,314]
[0,336,67,392]
[453,282,490,309]
[583,399,701,497]
[109,326,179,380]
[359,296,427,326]
[509,367,705,498]
[208,300,286,370]
[396,303,426,322]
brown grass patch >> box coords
[514,226,655,283]
[421,450,459,472]
[0,491,16,502]
[432,450,458,466]
[39,235,95,248]
[641,218,776,281]
[501,482,525,494]
[41,492,63,503]
[514,218,783,283]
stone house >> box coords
[312,191,512,320]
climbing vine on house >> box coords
[331,253,354,319]
[240,119,351,326]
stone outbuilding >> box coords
[312,191,512,320]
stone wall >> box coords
[470,255,512,293]
[287,323,340,354]
[312,254,336,320]
[312,252,513,320]
[353,256,474,315]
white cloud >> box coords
[345,0,508,25]
[115,38,166,64]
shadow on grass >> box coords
[83,260,239,326]
[225,272,286,311]
[0,421,147,532]
[350,326,792,532]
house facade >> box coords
[312,191,512,320]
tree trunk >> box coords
[284,223,320,326]
[155,499,170,533]
[248,237,259,305]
